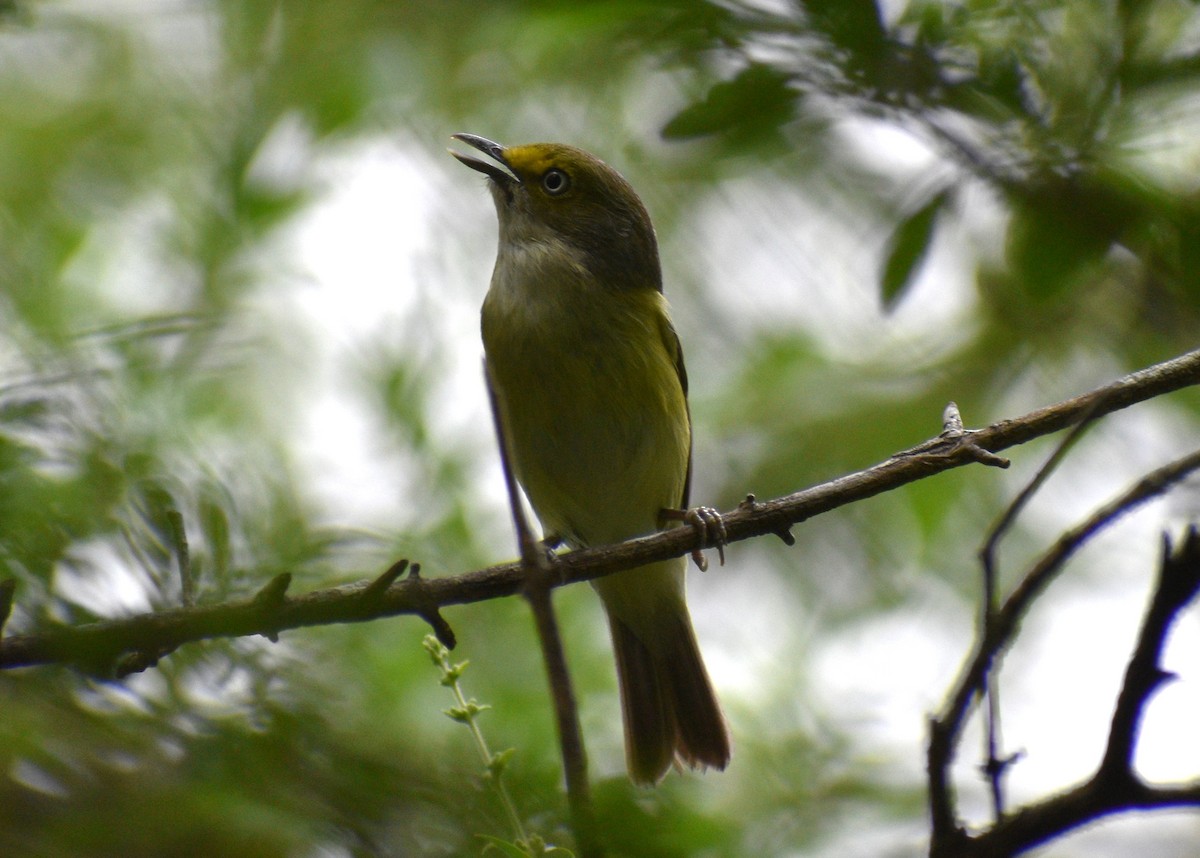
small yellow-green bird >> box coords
[451,133,730,784]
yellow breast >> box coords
[482,263,689,549]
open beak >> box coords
[450,133,519,185]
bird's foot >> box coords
[661,506,727,571]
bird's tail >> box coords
[606,590,730,785]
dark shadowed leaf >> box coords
[881,189,948,311]
[1005,181,1122,300]
[662,63,796,143]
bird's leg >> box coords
[659,506,727,571]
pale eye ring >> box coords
[541,168,570,196]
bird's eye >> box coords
[541,168,570,196]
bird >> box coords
[451,133,730,785]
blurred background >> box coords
[2,1,1200,855]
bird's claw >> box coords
[662,505,727,571]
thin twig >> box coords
[974,394,1108,820]
[932,526,1200,857]
[167,509,194,608]
[929,449,1200,852]
[979,400,1105,613]
[1002,449,1200,628]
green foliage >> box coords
[663,63,797,146]
[425,635,570,857]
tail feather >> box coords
[662,613,730,771]
[610,617,675,784]
[608,608,730,785]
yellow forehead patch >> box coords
[502,144,565,179]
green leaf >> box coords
[881,190,947,311]
[662,63,795,142]
[804,0,886,56]
[424,635,450,667]
[443,699,489,723]
[487,747,515,778]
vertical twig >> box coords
[167,509,194,607]
[931,447,1200,855]
[975,400,1104,818]
[483,360,601,858]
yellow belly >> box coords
[482,273,689,551]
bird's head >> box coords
[451,133,662,293]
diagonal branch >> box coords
[2,348,1200,673]
[930,527,1200,857]
[929,449,1200,845]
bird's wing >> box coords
[658,311,692,510]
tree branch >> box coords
[929,450,1200,847]
[2,347,1200,673]
[930,526,1200,856]
[975,398,1111,819]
